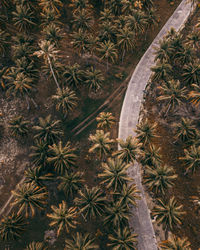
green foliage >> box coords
[8,115,29,137]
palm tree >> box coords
[145,8,158,32]
[97,40,118,70]
[113,136,141,164]
[154,39,173,63]
[25,241,47,250]
[75,186,107,220]
[71,28,89,56]
[84,66,104,93]
[174,46,194,65]
[30,140,49,167]
[34,40,61,89]
[157,80,187,115]
[114,15,128,29]
[15,57,38,80]
[151,61,172,82]
[182,62,200,85]
[58,171,84,198]
[42,59,65,82]
[126,9,147,35]
[65,232,98,250]
[33,115,63,144]
[39,0,63,14]
[98,21,116,42]
[99,8,114,23]
[173,117,197,143]
[109,0,123,15]
[8,116,29,137]
[152,197,185,239]
[40,8,61,27]
[7,72,34,101]
[48,141,77,175]
[96,112,115,130]
[189,83,200,107]
[11,182,48,218]
[114,184,140,207]
[135,119,157,146]
[12,4,36,32]
[117,26,135,62]
[72,9,93,31]
[47,201,77,236]
[69,0,92,11]
[43,23,63,46]
[88,130,114,159]
[24,166,52,186]
[108,227,138,250]
[159,234,191,250]
[0,213,26,241]
[0,28,9,56]
[104,200,129,228]
[140,144,162,167]
[52,87,78,115]
[185,31,200,49]
[144,164,177,195]
[98,157,132,192]
[63,63,83,89]
[179,145,200,174]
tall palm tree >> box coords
[25,241,47,250]
[47,201,77,236]
[72,8,93,31]
[39,0,63,14]
[179,145,200,174]
[97,40,118,70]
[189,83,200,107]
[12,4,36,32]
[34,40,61,89]
[0,28,9,56]
[173,117,197,143]
[144,164,177,195]
[11,182,48,218]
[42,58,65,82]
[157,80,187,114]
[114,184,140,207]
[71,28,89,56]
[63,63,83,89]
[113,136,141,164]
[88,130,114,159]
[43,23,63,46]
[58,171,84,198]
[52,87,78,115]
[75,186,107,220]
[135,119,157,146]
[159,234,191,250]
[152,197,185,239]
[84,66,104,93]
[30,140,49,167]
[65,232,98,250]
[96,112,115,130]
[0,213,26,241]
[33,115,63,144]
[108,227,138,250]
[182,62,200,85]
[48,141,77,175]
[104,200,129,228]
[140,144,162,167]
[8,116,29,137]
[117,26,135,62]
[151,61,172,82]
[98,157,132,192]
[126,9,147,35]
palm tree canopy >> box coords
[25,241,47,250]
[159,234,191,250]
[65,232,98,250]
[98,157,132,192]
[96,112,115,130]
[75,186,107,219]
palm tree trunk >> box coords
[30,97,38,109]
[47,56,61,90]
[25,95,30,110]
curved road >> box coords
[118,0,192,249]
